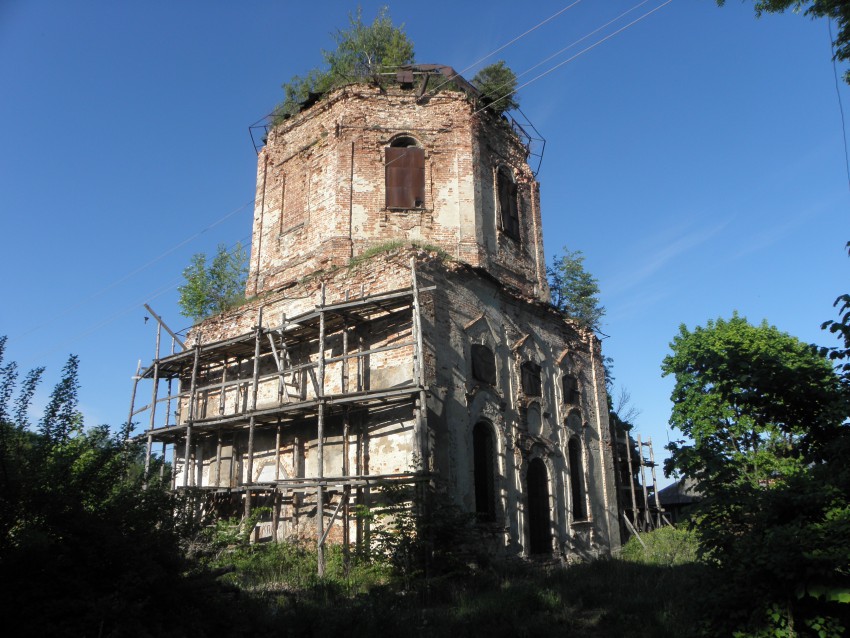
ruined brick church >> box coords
[132,65,621,562]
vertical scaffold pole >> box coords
[625,431,638,529]
[273,422,281,542]
[183,336,201,489]
[144,322,162,483]
[342,290,350,565]
[126,360,142,441]
[245,308,263,520]
[317,283,326,576]
[637,435,650,531]
[647,438,664,527]
[410,258,427,468]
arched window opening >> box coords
[521,361,541,397]
[527,457,551,554]
[569,437,586,521]
[562,374,579,404]
[497,166,519,241]
[473,422,497,522]
[471,344,497,385]
[386,137,425,209]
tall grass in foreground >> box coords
[202,527,709,638]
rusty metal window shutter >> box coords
[386,146,425,209]
[471,344,496,385]
[521,361,542,397]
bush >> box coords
[620,526,699,567]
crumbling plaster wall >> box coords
[187,242,619,556]
[415,257,619,557]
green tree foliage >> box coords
[325,6,415,80]
[277,6,415,119]
[472,60,520,115]
[662,314,845,487]
[720,1,850,80]
[547,246,606,331]
[0,344,247,635]
[662,314,850,635]
[177,242,247,321]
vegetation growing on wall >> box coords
[472,60,520,115]
[547,246,606,331]
[177,242,247,321]
[275,6,415,121]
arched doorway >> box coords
[526,457,551,554]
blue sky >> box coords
[2,1,847,485]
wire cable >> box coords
[473,0,654,107]
[475,0,675,117]
[829,18,850,195]
[424,1,584,97]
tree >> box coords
[177,242,247,321]
[662,314,845,488]
[38,354,82,445]
[324,6,415,80]
[547,247,606,331]
[0,343,249,636]
[472,60,520,115]
[277,6,414,119]
[720,1,850,80]
[662,314,850,635]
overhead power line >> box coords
[475,0,675,117]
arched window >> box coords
[497,166,519,240]
[471,344,496,385]
[527,457,551,554]
[562,374,580,404]
[568,437,586,521]
[385,137,425,209]
[473,422,496,522]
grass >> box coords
[200,528,712,638]
[346,240,453,270]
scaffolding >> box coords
[613,431,669,537]
[129,260,432,574]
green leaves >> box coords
[324,6,414,79]
[719,1,850,83]
[661,314,850,635]
[547,247,605,331]
[276,7,414,120]
[662,314,845,488]
[472,61,520,115]
[177,242,247,321]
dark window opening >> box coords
[385,139,425,209]
[569,437,586,521]
[471,344,497,385]
[527,458,551,554]
[497,166,520,241]
[521,361,542,397]
[562,374,580,404]
[473,422,496,522]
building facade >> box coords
[134,66,620,560]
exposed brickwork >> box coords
[246,84,548,302]
[160,77,619,559]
